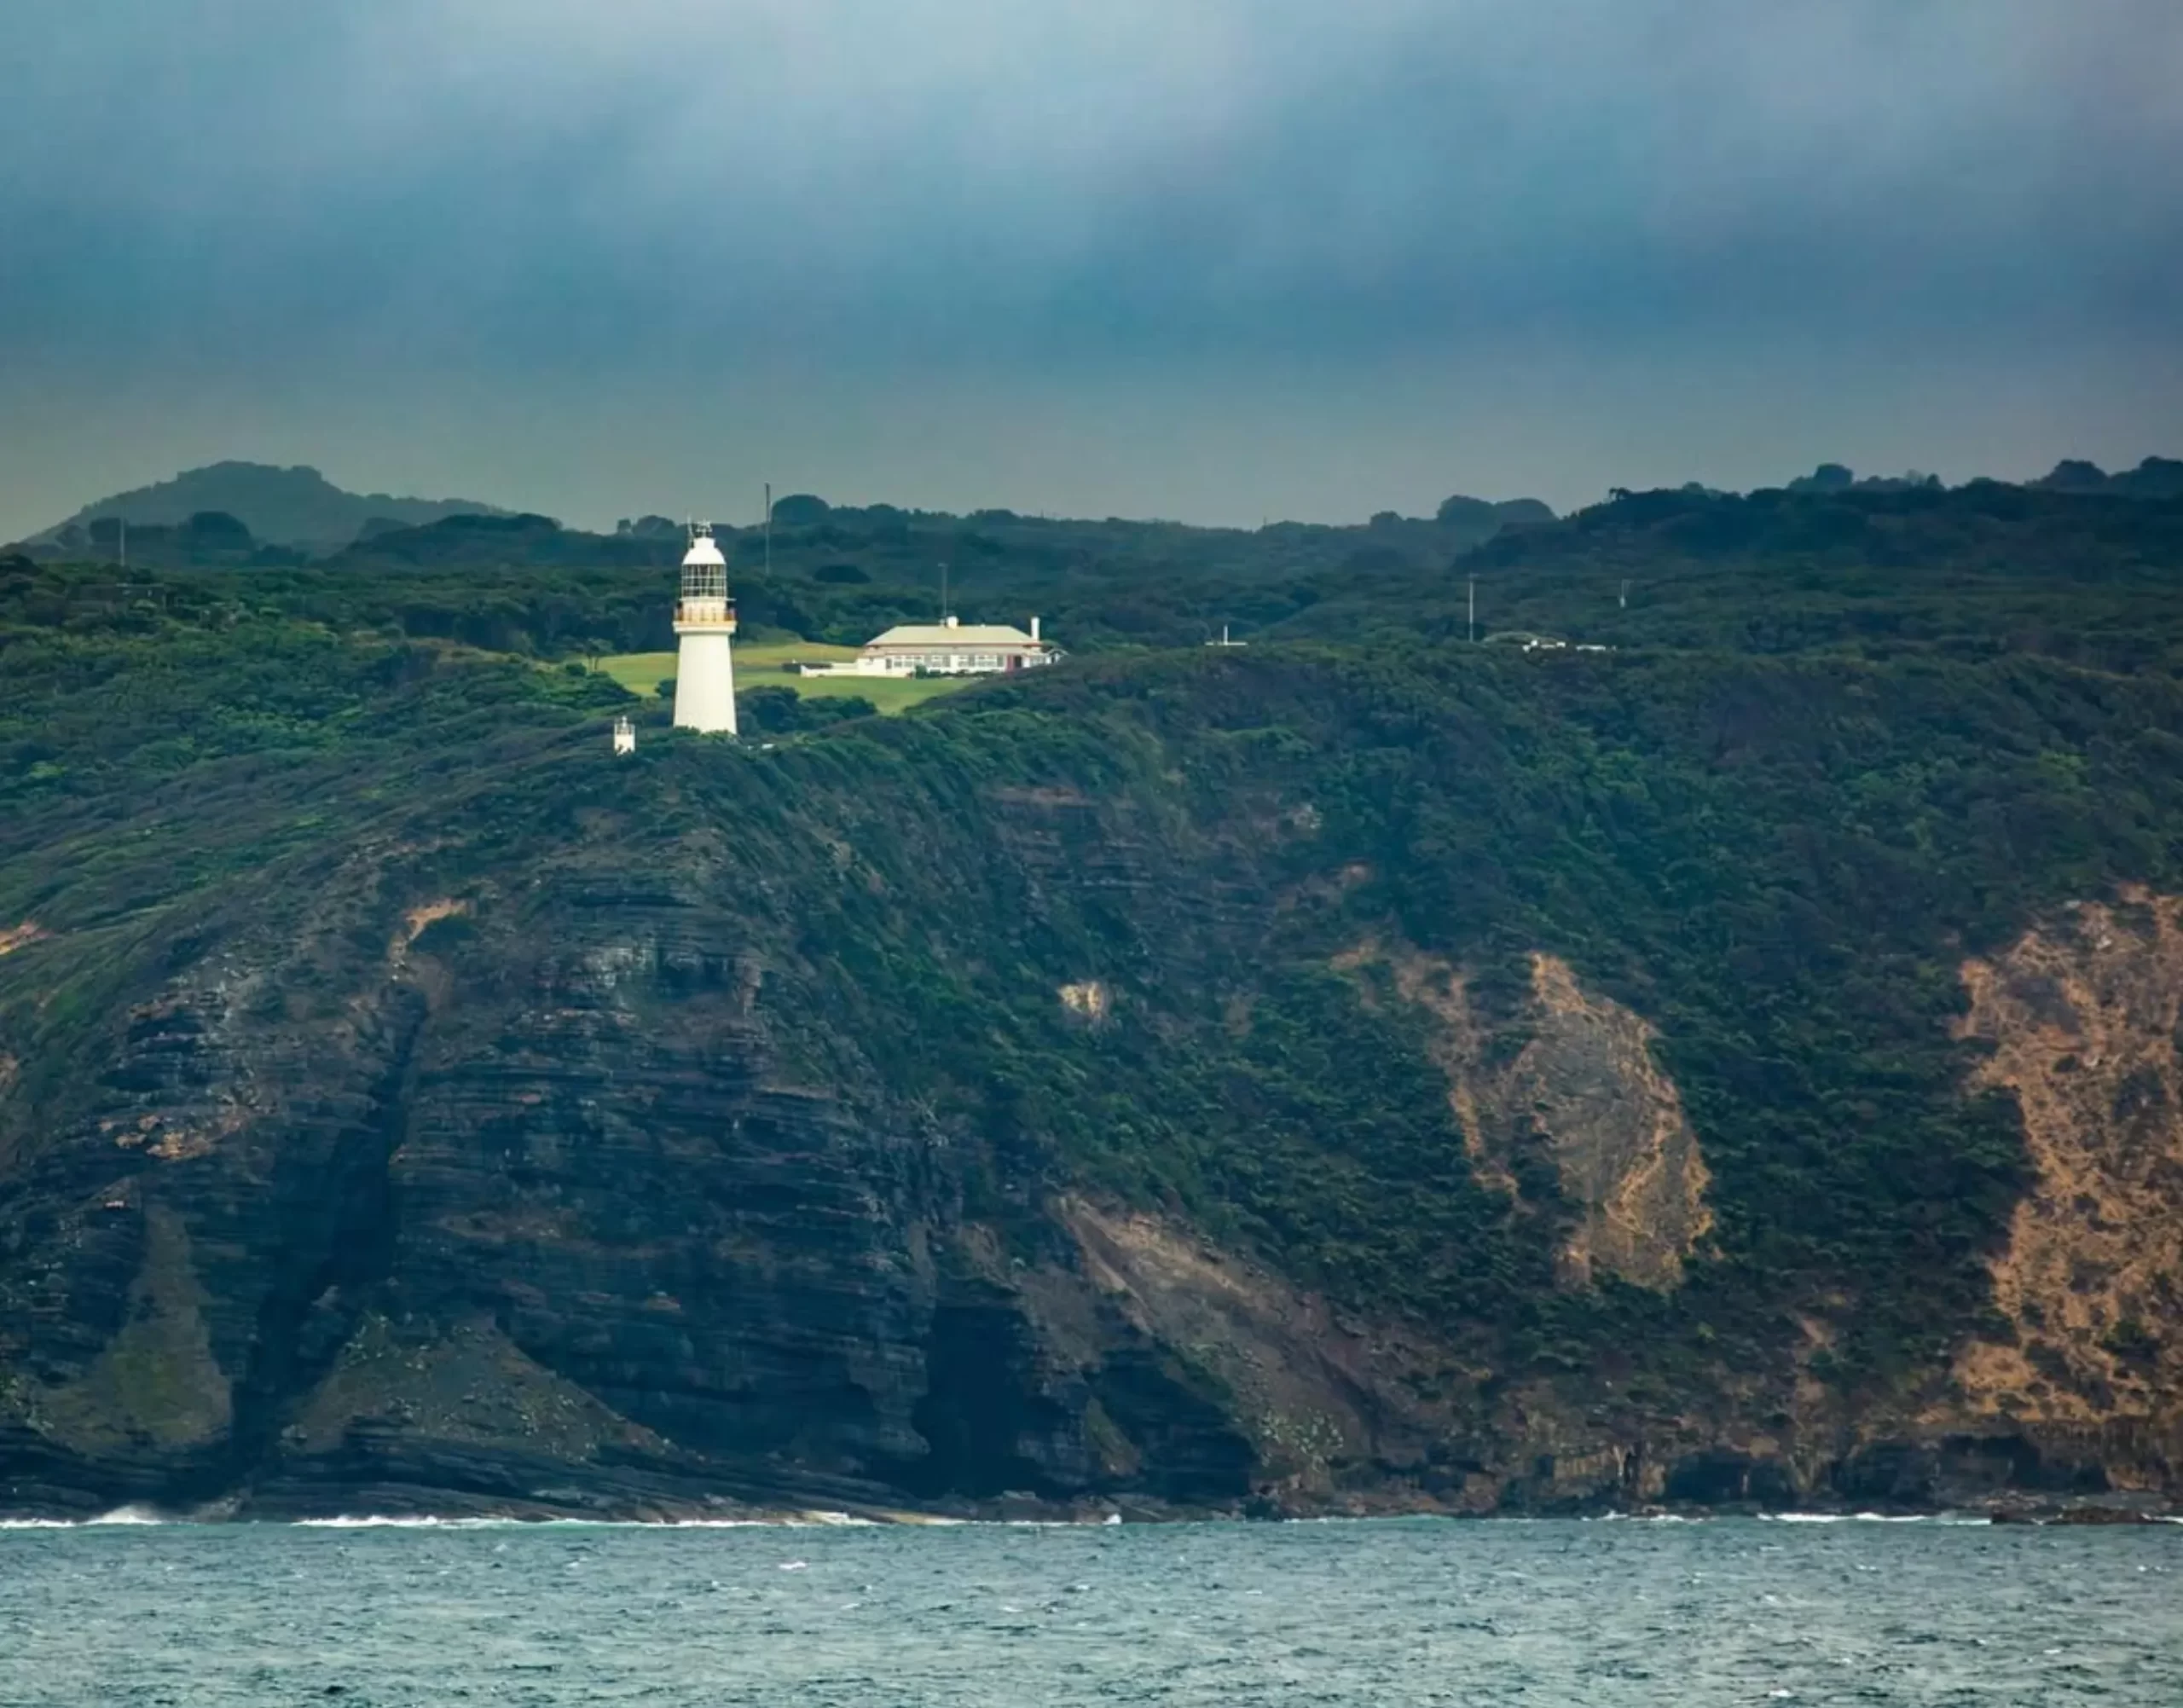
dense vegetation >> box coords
[11,502,1523,657]
[5,471,2182,1420]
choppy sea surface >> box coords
[3,1514,2179,1705]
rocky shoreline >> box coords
[5,1451,2177,1528]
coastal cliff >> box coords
[6,541,2183,1518]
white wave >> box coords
[296,1515,478,1528]
[665,1514,878,1528]
[298,1513,871,1530]
[28,1506,2059,1532]
[297,1514,711,1529]
[88,1506,169,1526]
[1759,1511,1988,1525]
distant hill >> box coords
[30,461,510,550]
[1775,457,2183,500]
[2030,456,2183,499]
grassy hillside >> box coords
[596,641,977,714]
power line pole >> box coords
[763,482,773,580]
[1468,575,1476,644]
[1619,577,1630,611]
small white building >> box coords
[800,615,1059,680]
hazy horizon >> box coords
[18,413,2183,547]
[6,1,2178,542]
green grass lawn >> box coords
[595,645,979,715]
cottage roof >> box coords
[864,623,1045,649]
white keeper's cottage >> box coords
[800,615,1061,680]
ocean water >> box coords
[2,1515,2179,1705]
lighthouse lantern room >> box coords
[671,522,738,733]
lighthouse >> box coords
[671,522,738,733]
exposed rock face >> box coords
[1368,946,1713,1290]
[1057,981,1110,1022]
[38,1207,232,1454]
[0,810,1393,1520]
[1057,1201,1414,1500]
[1953,891,2183,1432]
[1506,955,1714,1288]
[0,740,2177,1522]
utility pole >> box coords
[763,482,773,580]
[939,561,951,622]
[1468,575,1476,644]
[1619,577,1630,611]
[118,516,127,570]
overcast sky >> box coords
[3,0,2178,536]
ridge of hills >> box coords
[26,460,510,552]
[20,451,2179,572]
[2,475,2183,1520]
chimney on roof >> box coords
[1030,616,1041,642]
[945,613,960,629]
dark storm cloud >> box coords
[3,2,2179,538]
[6,0,2178,367]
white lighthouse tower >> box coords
[671,522,738,734]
